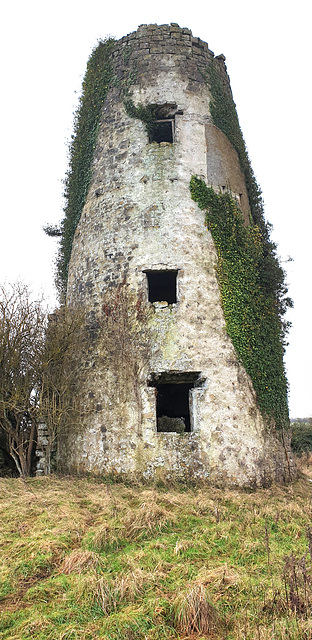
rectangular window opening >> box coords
[148,372,203,434]
[150,119,174,144]
[145,270,178,304]
[156,382,192,432]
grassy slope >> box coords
[1,466,312,640]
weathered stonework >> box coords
[62,24,294,486]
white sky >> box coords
[0,0,311,418]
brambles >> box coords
[0,283,87,476]
[283,553,312,615]
[291,419,312,455]
[40,305,86,474]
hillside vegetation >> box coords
[1,468,312,639]
[291,419,312,456]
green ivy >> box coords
[207,60,264,231]
[124,99,158,137]
[197,58,293,429]
[207,59,293,327]
[190,176,289,429]
[52,38,115,299]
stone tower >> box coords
[62,24,293,485]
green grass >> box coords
[1,469,312,639]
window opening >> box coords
[150,119,174,143]
[147,103,182,144]
[156,382,192,432]
[145,270,177,304]
[148,372,203,433]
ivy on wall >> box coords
[207,59,292,327]
[190,177,290,429]
[46,38,115,299]
[124,99,158,137]
[207,60,264,232]
[190,66,294,433]
[200,59,293,429]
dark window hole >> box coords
[148,372,203,433]
[150,120,174,143]
[147,103,183,144]
[145,270,177,304]
[155,382,192,432]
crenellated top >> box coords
[110,23,230,93]
[114,23,215,57]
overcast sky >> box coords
[0,0,311,418]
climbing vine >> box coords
[46,38,115,299]
[124,99,158,138]
[207,59,293,324]
[207,60,264,231]
[195,58,293,429]
[190,176,290,429]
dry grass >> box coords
[95,568,158,615]
[173,583,223,636]
[90,521,126,551]
[295,452,312,477]
[124,491,176,539]
[2,474,312,639]
[174,539,194,555]
[59,550,102,575]
[196,564,240,591]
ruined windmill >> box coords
[54,24,293,486]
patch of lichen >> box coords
[54,38,115,299]
[190,176,290,430]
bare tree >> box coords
[0,281,153,476]
[0,284,86,476]
[39,306,85,474]
[0,283,46,476]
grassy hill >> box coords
[1,465,312,639]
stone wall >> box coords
[61,24,294,486]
